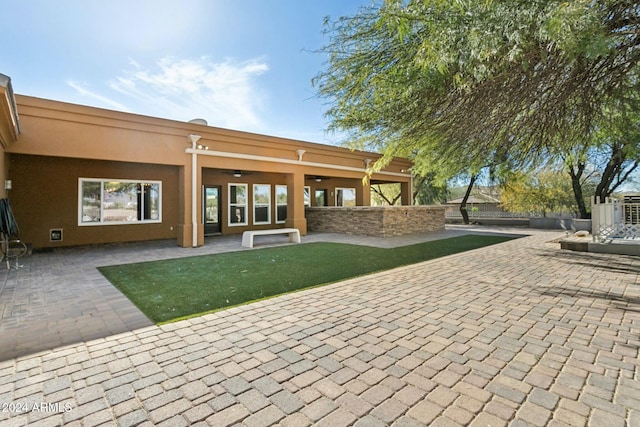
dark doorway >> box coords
[203,185,222,235]
[315,189,328,206]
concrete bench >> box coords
[241,228,301,248]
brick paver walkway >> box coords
[1,228,639,426]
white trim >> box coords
[335,187,357,207]
[78,178,162,226]
[228,183,248,227]
[191,150,198,246]
[304,186,311,207]
[189,134,201,247]
[185,148,411,178]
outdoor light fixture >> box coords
[296,149,306,161]
[197,144,209,150]
[188,134,201,147]
[234,171,242,178]
[364,158,372,168]
[4,180,11,190]
[315,177,322,182]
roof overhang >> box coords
[185,147,412,180]
[0,73,20,148]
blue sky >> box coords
[2,0,370,145]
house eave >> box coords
[0,73,20,148]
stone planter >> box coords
[571,219,592,232]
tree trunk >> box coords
[593,143,638,203]
[568,163,589,219]
[371,185,396,205]
[412,175,428,204]
[460,174,478,224]
[372,185,402,205]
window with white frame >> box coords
[304,186,311,207]
[253,184,271,225]
[276,185,287,223]
[79,178,161,225]
[229,183,248,226]
[336,188,357,207]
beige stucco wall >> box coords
[10,95,412,175]
[9,154,180,248]
[4,95,413,247]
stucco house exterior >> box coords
[0,73,415,249]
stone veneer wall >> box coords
[305,206,446,237]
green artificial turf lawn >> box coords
[98,235,515,323]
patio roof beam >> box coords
[185,148,411,179]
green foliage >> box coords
[315,0,640,195]
[500,170,581,216]
[413,175,450,205]
[99,236,514,323]
[371,183,402,205]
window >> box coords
[304,186,311,207]
[79,179,161,225]
[276,185,287,224]
[336,188,356,207]
[253,184,271,225]
[229,184,248,226]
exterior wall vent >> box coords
[50,229,63,242]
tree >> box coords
[314,0,640,208]
[371,183,402,205]
[500,170,583,217]
[556,93,640,216]
[370,175,450,206]
[412,174,450,205]
[314,0,511,225]
[590,100,640,202]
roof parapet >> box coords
[0,73,21,147]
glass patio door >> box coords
[203,185,222,235]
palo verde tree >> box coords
[557,93,640,217]
[590,97,640,201]
[371,174,450,206]
[314,0,509,222]
[500,169,585,217]
[314,0,640,218]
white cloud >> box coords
[109,56,270,130]
[66,80,131,112]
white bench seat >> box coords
[241,228,301,248]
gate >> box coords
[592,195,640,242]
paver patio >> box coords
[0,226,639,426]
